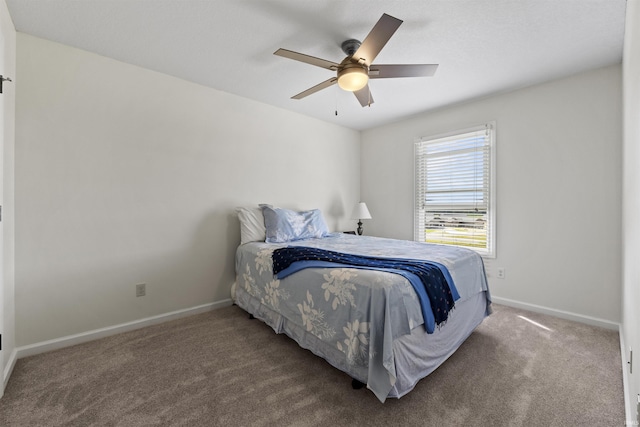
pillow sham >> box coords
[236,206,266,245]
[261,205,329,243]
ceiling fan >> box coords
[274,13,439,107]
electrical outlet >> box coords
[136,283,146,297]
[497,268,505,279]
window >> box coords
[414,123,495,257]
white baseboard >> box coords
[3,348,18,392]
[619,328,633,425]
[491,296,619,330]
[14,299,233,360]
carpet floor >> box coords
[0,303,625,426]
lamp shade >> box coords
[337,68,369,91]
[337,63,369,92]
[351,202,372,220]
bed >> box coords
[232,206,491,403]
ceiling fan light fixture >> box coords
[337,64,369,92]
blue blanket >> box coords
[272,246,460,332]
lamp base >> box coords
[357,221,363,236]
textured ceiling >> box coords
[6,0,627,131]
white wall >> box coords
[0,0,15,391]
[361,64,622,324]
[622,0,640,422]
[14,34,360,346]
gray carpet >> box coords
[0,303,624,426]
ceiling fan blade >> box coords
[352,13,403,66]
[291,77,338,99]
[369,64,439,79]
[353,85,374,107]
[274,48,339,70]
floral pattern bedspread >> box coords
[234,233,490,402]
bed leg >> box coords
[248,314,255,320]
[351,379,365,390]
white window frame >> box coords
[414,122,496,258]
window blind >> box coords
[414,123,495,256]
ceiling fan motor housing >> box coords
[337,39,369,92]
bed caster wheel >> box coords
[351,379,365,389]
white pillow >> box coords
[236,206,266,244]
